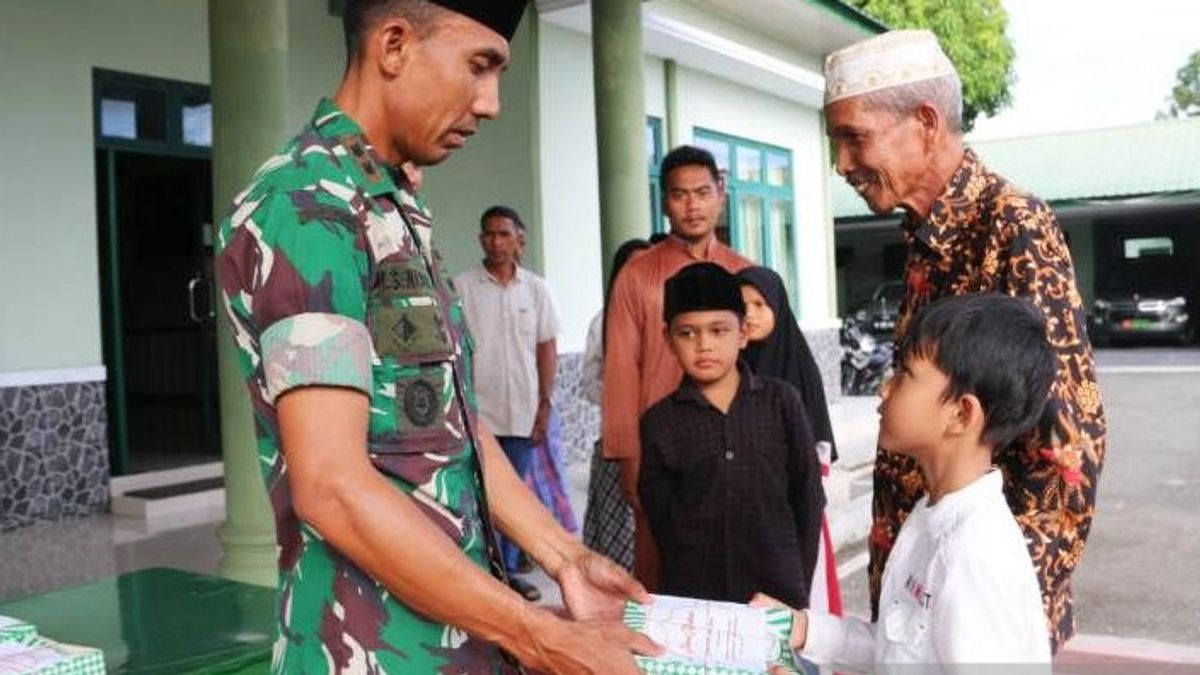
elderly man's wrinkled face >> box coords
[826,95,929,215]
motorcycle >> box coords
[840,316,894,396]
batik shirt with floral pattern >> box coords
[866,149,1107,652]
[217,98,511,674]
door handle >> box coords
[188,276,214,324]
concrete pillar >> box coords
[208,0,290,588]
[591,0,651,280]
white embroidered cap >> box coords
[824,29,957,105]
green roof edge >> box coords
[804,0,889,36]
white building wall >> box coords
[671,66,837,326]
[0,0,211,372]
[537,22,668,353]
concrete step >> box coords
[109,462,226,535]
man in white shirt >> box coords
[756,295,1055,672]
[455,205,561,601]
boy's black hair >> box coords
[480,204,526,232]
[663,262,746,325]
[899,294,1057,448]
[659,145,722,196]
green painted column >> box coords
[591,0,651,280]
[208,0,289,588]
[664,59,682,149]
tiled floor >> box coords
[0,514,222,602]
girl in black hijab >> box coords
[738,267,836,457]
[738,266,843,614]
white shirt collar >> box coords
[479,263,524,286]
[920,468,1004,538]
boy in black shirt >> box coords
[639,262,825,608]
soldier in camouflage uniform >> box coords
[216,2,658,673]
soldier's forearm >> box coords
[278,388,560,660]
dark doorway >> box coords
[94,70,218,475]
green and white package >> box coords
[623,595,799,675]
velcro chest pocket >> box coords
[369,259,454,363]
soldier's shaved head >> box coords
[342,0,451,62]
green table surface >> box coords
[0,567,275,675]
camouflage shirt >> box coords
[217,98,508,674]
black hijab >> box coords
[738,266,837,462]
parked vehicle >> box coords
[852,280,905,338]
[1090,256,1194,346]
[841,315,894,396]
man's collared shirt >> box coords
[217,98,508,674]
[454,264,560,437]
[807,470,1051,667]
[638,365,825,609]
[867,148,1107,651]
[602,234,751,462]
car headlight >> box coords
[1094,299,1111,311]
[1167,296,1187,309]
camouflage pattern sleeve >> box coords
[219,188,374,401]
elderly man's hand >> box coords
[556,549,652,621]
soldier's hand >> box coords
[522,617,662,675]
[557,549,651,621]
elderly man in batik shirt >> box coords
[823,30,1106,652]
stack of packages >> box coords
[624,595,800,675]
[0,616,105,675]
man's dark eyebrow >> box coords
[478,48,508,70]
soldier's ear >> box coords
[373,17,420,77]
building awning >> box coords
[539,0,885,109]
[832,116,1200,220]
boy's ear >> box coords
[946,393,985,438]
[737,318,749,349]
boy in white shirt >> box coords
[756,294,1055,672]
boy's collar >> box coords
[922,468,1003,537]
[674,360,763,408]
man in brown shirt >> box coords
[824,30,1106,652]
[603,146,751,586]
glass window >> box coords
[182,95,212,147]
[695,129,798,298]
[767,152,790,187]
[98,83,167,142]
[646,116,665,234]
[1123,236,1174,259]
[738,195,765,262]
[736,146,762,183]
[693,135,730,174]
[100,99,137,139]
[769,199,795,287]
[645,123,658,172]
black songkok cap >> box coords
[432,0,529,41]
[663,262,747,325]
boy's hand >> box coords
[749,593,808,651]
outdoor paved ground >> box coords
[839,346,1200,653]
